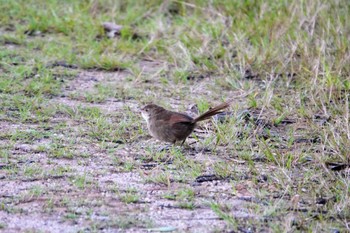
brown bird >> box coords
[141,102,230,145]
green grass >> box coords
[0,0,349,232]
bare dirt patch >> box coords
[1,62,347,232]
[0,64,254,232]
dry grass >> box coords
[0,0,349,232]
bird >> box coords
[141,101,230,145]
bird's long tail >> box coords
[193,101,231,123]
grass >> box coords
[0,0,349,232]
